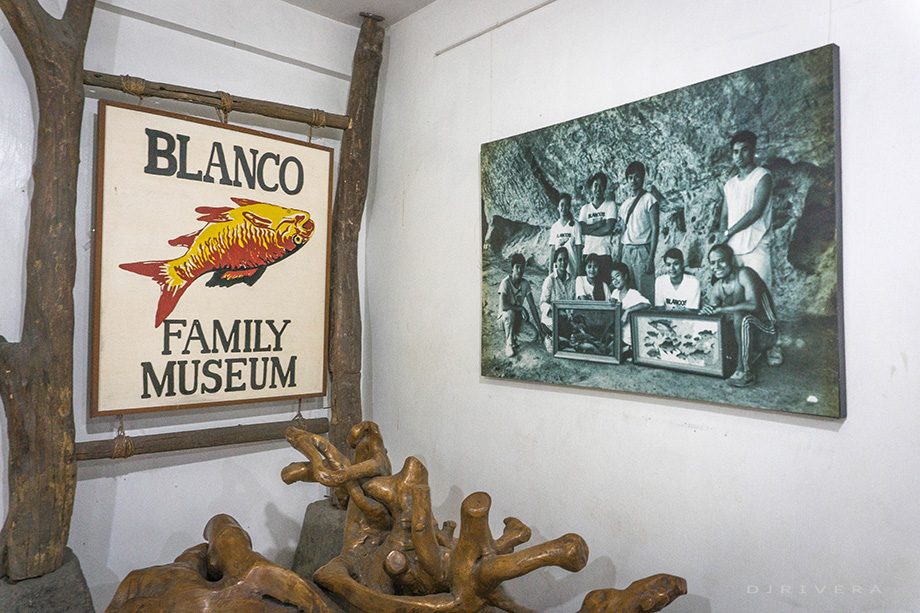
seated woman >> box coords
[609,261,650,349]
[575,253,611,301]
[540,247,576,353]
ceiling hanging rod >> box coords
[84,70,352,130]
[434,0,560,57]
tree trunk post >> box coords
[328,14,385,457]
[0,0,95,580]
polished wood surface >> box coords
[284,421,685,613]
[106,514,341,612]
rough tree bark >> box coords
[328,14,385,457]
[83,70,353,130]
[0,0,95,580]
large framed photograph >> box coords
[631,311,734,378]
[553,300,622,364]
[91,101,332,415]
[480,45,844,418]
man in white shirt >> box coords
[719,130,782,365]
[547,193,582,280]
[720,130,773,287]
[578,171,618,285]
[654,248,701,311]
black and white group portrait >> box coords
[481,45,843,418]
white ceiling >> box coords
[284,0,438,27]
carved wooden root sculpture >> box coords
[106,514,339,613]
[285,421,589,612]
[577,574,688,613]
[284,421,686,613]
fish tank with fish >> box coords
[631,310,735,377]
[552,300,623,364]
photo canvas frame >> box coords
[480,45,844,418]
[91,101,333,415]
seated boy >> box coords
[654,247,701,311]
[498,253,544,357]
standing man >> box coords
[617,161,659,303]
[701,244,778,387]
[720,130,774,288]
[720,130,782,365]
[578,171,618,285]
[547,193,583,280]
[498,253,544,357]
[655,248,701,311]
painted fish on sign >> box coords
[120,197,315,327]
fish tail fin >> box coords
[119,260,190,327]
[150,281,190,328]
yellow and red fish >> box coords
[120,197,315,327]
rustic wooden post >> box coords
[328,14,385,456]
[0,0,95,580]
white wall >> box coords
[367,1,920,612]
[4,1,920,612]
[0,0,357,609]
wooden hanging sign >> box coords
[91,101,332,415]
